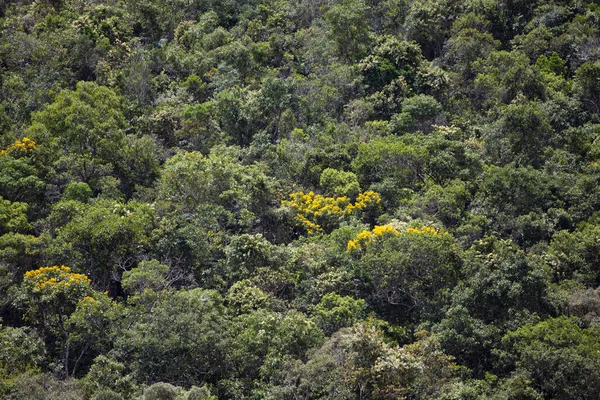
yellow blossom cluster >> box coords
[347,225,400,252]
[0,137,38,156]
[405,226,447,235]
[76,295,99,309]
[24,265,91,293]
[346,191,382,213]
[81,296,97,303]
[283,191,381,234]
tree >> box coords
[12,266,95,376]
[324,0,372,62]
[433,237,551,375]
[221,233,290,284]
[443,16,500,79]
[319,168,361,198]
[268,322,456,399]
[501,316,600,400]
[157,147,276,232]
[26,81,127,191]
[473,50,546,108]
[115,134,161,198]
[483,101,554,167]
[46,200,157,291]
[113,289,229,386]
[81,355,136,399]
[360,35,425,94]
[0,323,45,377]
[212,86,254,147]
[470,165,558,242]
[411,180,471,228]
[65,291,121,377]
[547,222,600,286]
[282,190,381,235]
[575,60,600,115]
[0,233,46,281]
[357,226,461,322]
[405,0,452,59]
[0,196,30,235]
[351,137,428,190]
[0,153,45,205]
[391,94,443,133]
[228,309,324,385]
[312,293,368,335]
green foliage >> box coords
[0,233,45,279]
[0,324,45,377]
[312,293,368,335]
[501,317,600,399]
[10,265,106,376]
[122,260,170,295]
[319,168,361,198]
[473,50,546,108]
[226,280,271,314]
[67,292,122,375]
[444,16,500,78]
[352,136,428,190]
[14,266,94,335]
[483,101,554,167]
[221,234,287,283]
[391,94,443,133]
[411,180,471,228]
[187,385,217,400]
[269,323,456,399]
[45,200,157,289]
[91,390,124,400]
[143,382,179,400]
[358,226,461,322]
[323,0,372,61]
[82,355,135,400]
[157,148,275,231]
[470,165,564,244]
[0,196,30,235]
[27,81,127,189]
[229,309,324,382]
[548,222,600,285]
[536,52,567,77]
[63,182,92,203]
[1,372,84,400]
[360,35,424,93]
[2,0,600,396]
[0,155,45,204]
[113,289,228,386]
[405,0,452,59]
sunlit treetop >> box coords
[24,265,92,294]
[347,224,400,252]
[405,226,448,236]
[348,225,451,253]
[0,137,38,157]
[283,190,381,235]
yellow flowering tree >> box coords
[282,190,381,234]
[14,266,96,375]
[347,225,400,253]
[20,266,94,316]
[0,137,38,157]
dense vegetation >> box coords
[2,0,600,398]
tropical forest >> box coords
[2,0,600,399]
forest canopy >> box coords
[2,0,600,399]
